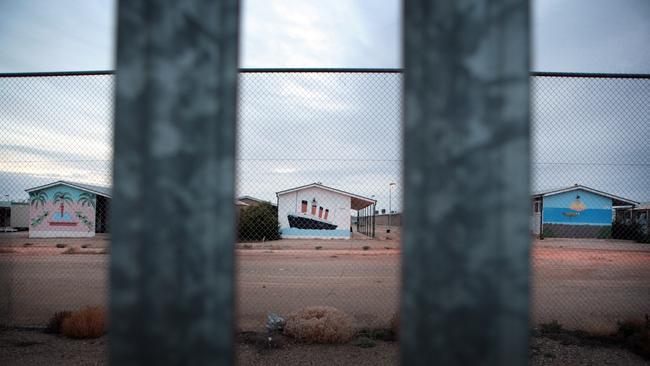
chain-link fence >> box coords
[235,71,402,330]
[0,73,113,328]
[530,73,650,332]
[0,70,649,335]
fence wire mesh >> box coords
[0,71,648,336]
[530,74,650,331]
[0,74,113,328]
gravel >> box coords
[530,336,649,366]
[1,329,647,365]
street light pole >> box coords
[388,183,396,231]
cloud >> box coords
[533,0,650,73]
[240,0,401,68]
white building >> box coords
[276,183,376,239]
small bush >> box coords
[618,319,644,338]
[542,228,555,238]
[352,336,376,348]
[618,316,650,359]
[62,247,106,255]
[596,227,612,239]
[612,221,649,243]
[284,306,354,344]
[60,306,106,339]
[362,246,370,251]
[23,243,33,247]
[55,243,66,249]
[81,244,89,249]
[390,312,399,336]
[358,328,395,342]
[540,320,563,335]
[45,311,72,334]
[315,246,323,250]
[238,203,281,242]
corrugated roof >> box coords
[276,182,376,211]
[531,184,638,206]
[632,203,650,210]
[25,180,111,198]
[237,195,276,206]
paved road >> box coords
[236,250,400,330]
[1,242,649,332]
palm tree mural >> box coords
[29,190,48,209]
[77,192,96,209]
[53,191,73,219]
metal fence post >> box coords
[110,1,239,365]
[402,1,530,365]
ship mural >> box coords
[287,198,338,230]
[562,195,587,217]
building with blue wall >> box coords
[532,184,637,238]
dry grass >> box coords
[284,306,355,344]
[390,312,399,336]
[45,311,72,334]
[62,247,108,255]
[60,306,106,339]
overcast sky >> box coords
[1,0,649,207]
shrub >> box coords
[238,203,281,242]
[539,320,563,335]
[45,311,72,334]
[60,306,106,339]
[55,243,66,248]
[362,246,370,251]
[315,246,322,250]
[596,227,611,239]
[612,221,644,241]
[542,228,555,238]
[284,306,355,344]
[618,316,650,359]
[352,336,376,348]
[390,312,399,336]
[358,328,395,341]
[618,319,644,338]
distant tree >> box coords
[238,202,280,242]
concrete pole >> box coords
[110,1,239,365]
[402,1,530,365]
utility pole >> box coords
[388,182,396,231]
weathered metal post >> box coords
[402,1,530,365]
[110,1,239,365]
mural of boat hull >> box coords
[288,214,338,230]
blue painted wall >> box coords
[543,189,612,226]
[281,228,350,238]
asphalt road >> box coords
[1,239,649,332]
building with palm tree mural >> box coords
[26,180,111,238]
